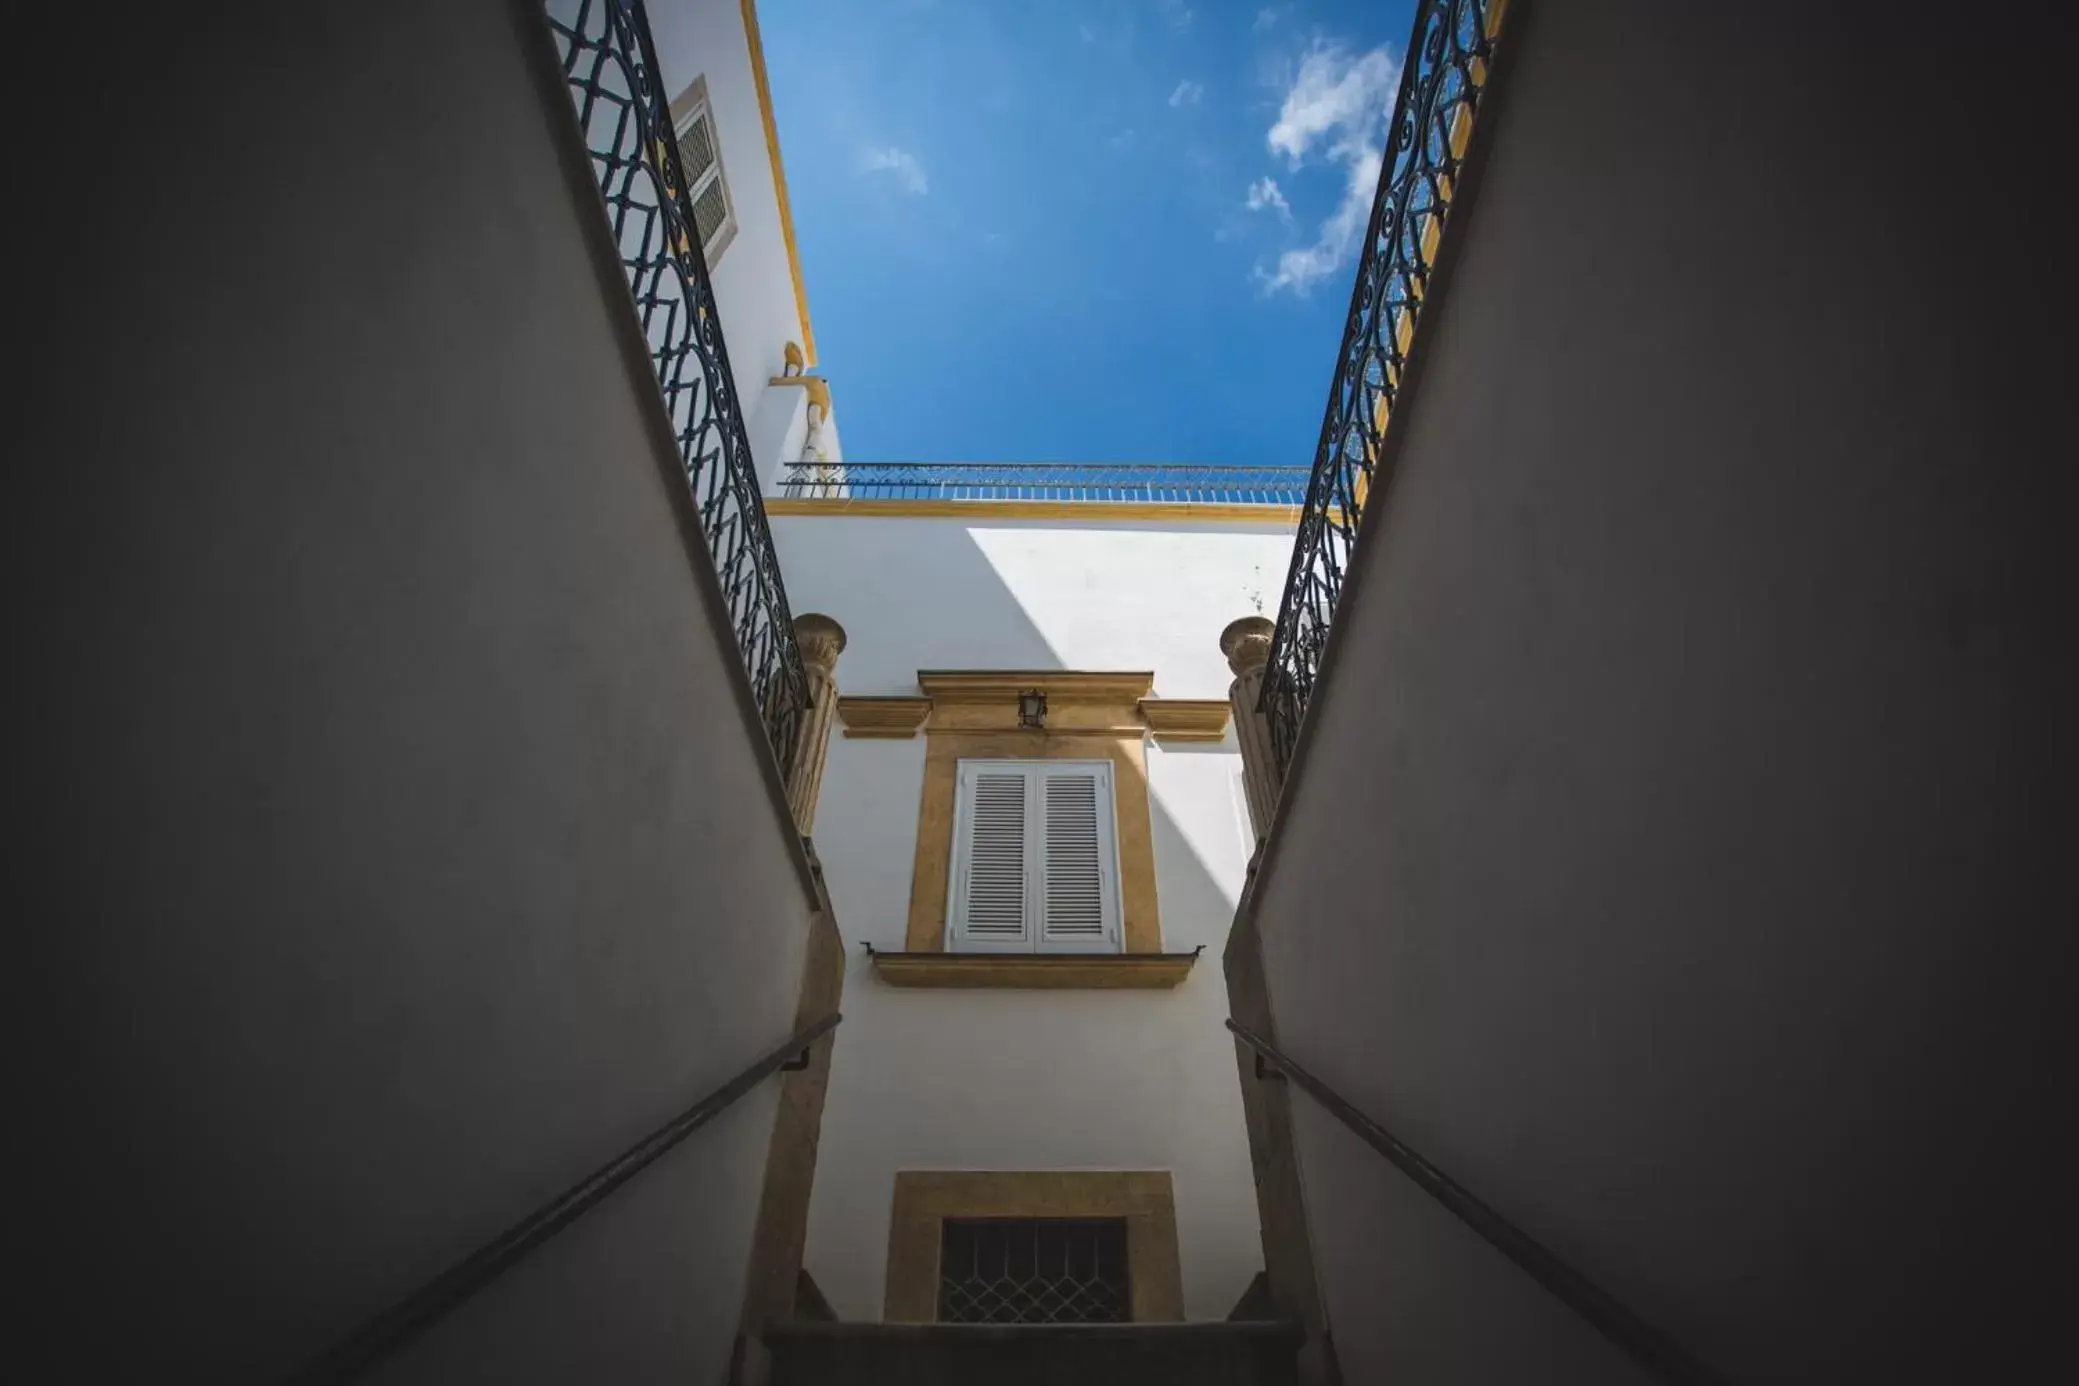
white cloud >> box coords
[1268,40,1399,166]
[1106,128,1139,153]
[1168,80,1204,108]
[1253,5,1290,31]
[1246,175,1292,222]
[860,146,928,195]
[1156,0,1194,31]
[1254,41,1400,294]
[1259,146,1382,293]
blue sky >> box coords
[759,0,1416,466]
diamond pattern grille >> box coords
[937,1218,1130,1323]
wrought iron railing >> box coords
[777,461,1310,507]
[544,0,809,775]
[1262,0,1504,769]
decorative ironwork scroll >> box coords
[1261,0,1504,770]
[543,0,809,775]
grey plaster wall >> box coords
[18,2,813,1379]
[1250,2,2068,1382]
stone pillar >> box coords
[785,614,845,835]
[735,845,848,1376]
[1226,905,1339,1385]
[1222,616,1281,841]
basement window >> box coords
[937,1218,1131,1323]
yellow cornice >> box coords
[1138,698,1232,744]
[740,0,816,366]
[916,669,1155,706]
[764,498,1302,525]
[843,675,1222,742]
[836,695,933,739]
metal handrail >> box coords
[295,1012,842,1384]
[777,461,1312,507]
[1261,0,1504,770]
[1226,1018,1725,1385]
[543,0,810,777]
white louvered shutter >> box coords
[675,107,730,252]
[949,766,1032,951]
[1034,763,1121,953]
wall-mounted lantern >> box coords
[1018,689,1047,730]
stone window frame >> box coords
[884,1170,1184,1323]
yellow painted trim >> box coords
[767,373,832,417]
[1138,698,1232,744]
[764,498,1303,525]
[837,695,933,739]
[906,671,1164,955]
[909,729,1161,954]
[870,952,1198,990]
[740,0,816,366]
[885,1171,1183,1322]
[917,669,1155,707]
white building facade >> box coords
[771,509,1295,1321]
[644,0,843,480]
[655,0,1298,1327]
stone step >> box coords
[765,1320,1305,1386]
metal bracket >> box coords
[1255,1051,1286,1082]
[780,1047,814,1073]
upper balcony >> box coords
[771,461,1312,520]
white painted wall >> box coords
[22,2,818,1376]
[773,513,1296,1319]
[1245,2,2069,1380]
[774,516,1292,696]
[645,0,841,478]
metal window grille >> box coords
[937,1218,1131,1323]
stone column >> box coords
[1221,616,1280,841]
[735,844,847,1374]
[785,614,845,836]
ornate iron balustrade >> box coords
[1262,0,1504,770]
[543,0,808,775]
[778,461,1311,507]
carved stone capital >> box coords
[793,613,847,676]
[1220,616,1277,678]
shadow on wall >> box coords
[769,516,1287,695]
[774,518,1068,687]
[769,516,1269,1320]
[770,515,1257,946]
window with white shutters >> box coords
[671,81,736,262]
[948,761,1123,954]
[956,769,1030,950]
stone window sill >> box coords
[867,950,1200,990]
